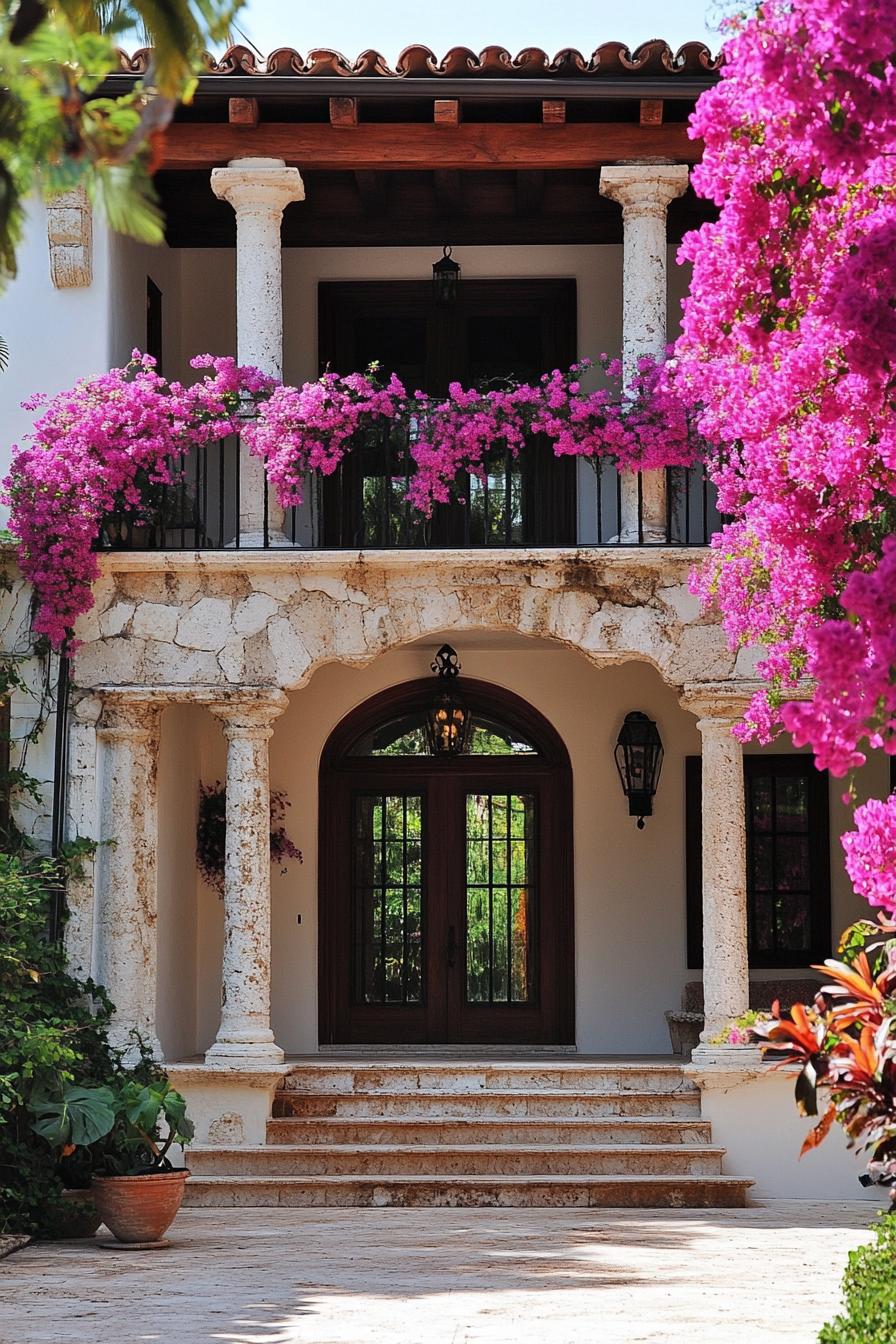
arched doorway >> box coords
[319,679,574,1046]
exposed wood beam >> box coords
[434,169,462,215]
[159,122,701,171]
[515,169,544,216]
[542,100,566,125]
[640,99,664,125]
[354,170,388,214]
[329,96,359,127]
[434,99,461,126]
[228,96,259,127]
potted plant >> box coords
[30,1065,194,1246]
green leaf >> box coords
[30,1084,116,1147]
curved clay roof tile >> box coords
[265,47,305,76]
[394,45,441,77]
[114,40,720,80]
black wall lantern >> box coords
[432,245,461,304]
[426,644,472,757]
[615,711,664,828]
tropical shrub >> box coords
[0,851,115,1235]
[30,1061,194,1177]
[753,917,896,1185]
[818,1214,896,1344]
[196,780,302,896]
[2,353,272,651]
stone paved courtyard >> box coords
[0,1200,881,1344]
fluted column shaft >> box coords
[205,693,288,1064]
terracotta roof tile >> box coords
[116,39,720,80]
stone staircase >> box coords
[185,1059,752,1208]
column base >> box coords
[227,529,294,549]
[204,1037,285,1065]
[690,1042,764,1069]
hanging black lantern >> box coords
[426,644,472,757]
[614,711,664,828]
[432,245,461,304]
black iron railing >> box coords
[98,427,721,552]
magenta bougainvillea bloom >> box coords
[245,352,703,517]
[2,353,273,651]
[5,351,702,649]
[675,1,896,914]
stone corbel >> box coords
[47,187,92,289]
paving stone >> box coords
[0,1202,875,1344]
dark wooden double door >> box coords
[317,278,578,548]
[319,683,574,1046]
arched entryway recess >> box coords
[319,678,574,1046]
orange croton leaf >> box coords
[800,1102,836,1158]
[813,954,884,1003]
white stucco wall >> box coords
[151,635,884,1061]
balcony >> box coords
[99,430,720,554]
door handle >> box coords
[447,924,457,969]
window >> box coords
[686,755,831,968]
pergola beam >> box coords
[158,122,700,171]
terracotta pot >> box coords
[91,1171,189,1244]
[60,1188,102,1239]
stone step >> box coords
[183,1173,752,1209]
[266,1117,713,1146]
[272,1088,701,1119]
[281,1062,695,1096]
[188,1143,726,1178]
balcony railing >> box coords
[99,428,721,552]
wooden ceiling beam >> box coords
[228,96,259,127]
[158,122,700,171]
[640,99,664,125]
[542,100,566,125]
[354,170,388,214]
[434,99,461,126]
[434,169,462,215]
[515,169,545,216]
[329,96,359,127]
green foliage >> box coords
[819,1215,896,1344]
[0,851,116,1235]
[0,0,243,282]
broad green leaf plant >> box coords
[0,0,243,281]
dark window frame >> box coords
[686,754,831,969]
[146,276,163,374]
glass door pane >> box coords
[465,793,536,1004]
[352,793,423,1005]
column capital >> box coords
[599,163,690,217]
[209,689,288,739]
[211,157,305,215]
[679,682,759,727]
[97,694,163,742]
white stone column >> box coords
[62,693,102,983]
[599,164,689,543]
[211,157,305,546]
[205,692,288,1064]
[682,688,750,1056]
[94,696,163,1062]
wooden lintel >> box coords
[354,169,388,214]
[329,96,358,127]
[159,122,701,171]
[228,96,259,127]
[640,99,664,126]
[515,169,545,216]
[434,99,461,126]
[542,100,566,125]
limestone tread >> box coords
[183,1173,753,1209]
